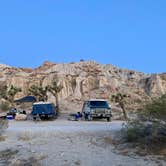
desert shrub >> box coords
[122,120,145,142]
[0,120,8,137]
[0,101,10,112]
[123,121,166,146]
[140,94,166,122]
[122,94,166,153]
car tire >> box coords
[107,117,111,122]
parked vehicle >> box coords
[82,99,112,121]
[31,102,57,120]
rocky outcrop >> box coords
[0,61,166,113]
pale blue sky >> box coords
[0,0,165,73]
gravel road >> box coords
[0,119,165,166]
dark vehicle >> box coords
[82,99,112,121]
[31,102,57,120]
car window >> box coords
[89,101,109,107]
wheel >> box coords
[40,116,45,120]
[53,114,57,120]
[36,114,41,121]
[107,117,111,122]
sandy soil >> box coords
[0,119,165,166]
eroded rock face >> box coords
[139,75,165,97]
[0,61,166,113]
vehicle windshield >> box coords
[89,101,109,108]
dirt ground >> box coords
[0,117,165,166]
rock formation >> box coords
[0,61,166,116]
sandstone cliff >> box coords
[0,61,166,115]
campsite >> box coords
[0,1,166,165]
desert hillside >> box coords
[0,61,166,114]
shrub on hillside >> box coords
[0,120,8,137]
[139,94,166,122]
[0,101,10,112]
[122,94,166,154]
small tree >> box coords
[38,86,48,102]
[28,85,48,102]
[111,93,128,120]
[122,94,166,154]
[8,85,22,106]
[28,85,39,101]
[0,101,10,112]
[140,94,166,122]
[47,81,63,110]
[0,84,22,107]
[0,85,8,100]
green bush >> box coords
[123,94,166,153]
[140,94,166,121]
[0,102,10,112]
[122,120,145,142]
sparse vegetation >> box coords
[110,93,129,120]
[0,84,22,106]
[8,85,22,106]
[0,149,19,165]
[0,85,8,100]
[47,81,63,110]
[12,156,42,166]
[0,120,8,140]
[28,81,63,111]
[122,94,166,155]
[139,94,166,122]
[0,101,10,112]
[28,84,48,102]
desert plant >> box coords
[139,94,166,122]
[8,85,22,106]
[122,94,166,154]
[110,93,129,120]
[38,86,48,102]
[0,85,22,106]
[0,85,8,100]
[123,120,166,152]
[0,101,10,112]
[28,85,48,102]
[47,81,63,110]
[28,85,40,101]
[0,120,8,137]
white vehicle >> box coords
[82,99,112,121]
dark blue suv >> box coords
[32,102,57,120]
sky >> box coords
[0,0,165,73]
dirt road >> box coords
[0,119,165,166]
